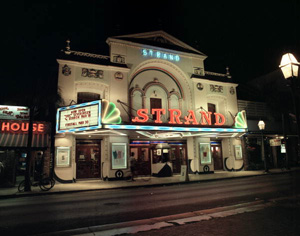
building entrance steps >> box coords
[0,167,299,199]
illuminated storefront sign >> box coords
[56,100,101,133]
[0,105,29,120]
[132,108,226,126]
[0,121,46,134]
[142,49,180,62]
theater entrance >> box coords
[211,143,223,170]
[76,140,101,179]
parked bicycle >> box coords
[18,174,55,192]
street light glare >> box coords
[258,120,265,130]
[279,53,300,79]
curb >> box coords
[0,169,298,200]
[37,195,300,236]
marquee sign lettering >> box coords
[132,108,226,126]
[56,100,101,133]
[0,105,29,120]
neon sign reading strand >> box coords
[142,49,180,62]
[132,108,226,126]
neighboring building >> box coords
[54,31,247,182]
[237,71,300,170]
[0,105,51,186]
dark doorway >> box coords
[211,144,223,170]
[150,98,162,121]
[208,103,216,125]
[76,140,101,178]
[130,147,151,175]
[77,92,100,104]
[170,145,187,173]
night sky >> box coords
[2,0,300,104]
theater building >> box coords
[54,31,247,182]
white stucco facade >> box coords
[54,31,246,182]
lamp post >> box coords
[279,53,300,165]
[258,120,268,172]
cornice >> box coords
[192,78,238,87]
[57,59,130,72]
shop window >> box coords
[77,92,100,104]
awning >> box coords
[0,133,50,148]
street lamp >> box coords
[279,53,300,165]
[258,120,268,172]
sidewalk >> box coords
[1,167,299,199]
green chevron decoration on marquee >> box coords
[234,110,247,129]
[101,99,122,124]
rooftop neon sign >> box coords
[142,49,180,62]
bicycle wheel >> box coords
[39,177,54,191]
[18,180,25,192]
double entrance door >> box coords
[170,146,187,174]
[211,143,223,170]
[130,147,151,176]
[130,143,187,175]
[76,140,101,179]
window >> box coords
[150,98,162,121]
[208,103,216,125]
[77,92,100,104]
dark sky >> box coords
[3,0,300,95]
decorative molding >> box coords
[230,87,235,95]
[68,50,110,60]
[82,68,103,78]
[196,83,204,91]
[114,72,124,80]
[194,67,204,76]
[112,55,126,64]
[129,59,192,109]
[210,84,223,93]
[205,71,227,77]
[169,90,181,99]
[57,59,130,72]
[62,64,71,76]
[75,81,109,100]
[142,80,170,98]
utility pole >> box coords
[25,105,34,191]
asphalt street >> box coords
[0,171,299,235]
[131,197,300,236]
